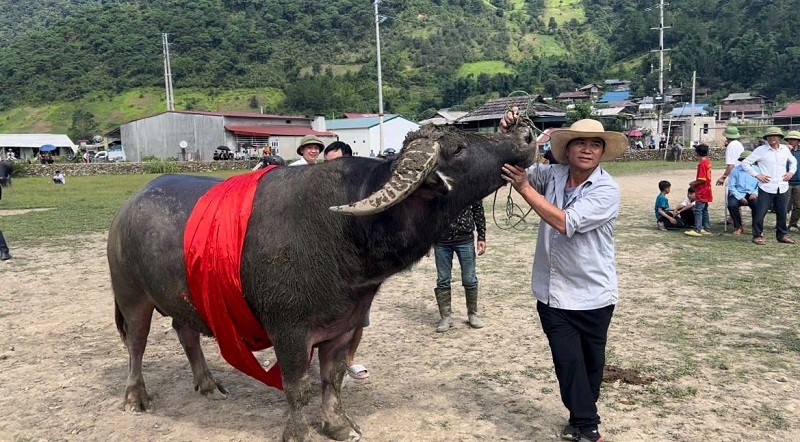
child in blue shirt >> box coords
[654,180,682,230]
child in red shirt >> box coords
[686,143,713,236]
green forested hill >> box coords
[1,0,799,137]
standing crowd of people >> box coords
[654,126,799,245]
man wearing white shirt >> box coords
[715,126,745,186]
[741,127,798,245]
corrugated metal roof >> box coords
[668,103,710,117]
[325,115,400,129]
[224,125,336,137]
[774,103,800,117]
[343,113,380,119]
[176,110,310,120]
[0,134,76,148]
[721,92,761,102]
[594,107,625,116]
[598,91,631,103]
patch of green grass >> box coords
[527,34,567,57]
[543,0,586,25]
[603,160,725,176]
[457,60,514,78]
[0,171,241,245]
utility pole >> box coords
[162,33,175,111]
[373,0,386,153]
[689,70,696,147]
[650,0,670,147]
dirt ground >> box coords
[1,171,798,441]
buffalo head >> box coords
[330,125,535,215]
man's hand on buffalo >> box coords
[501,164,533,194]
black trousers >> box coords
[678,209,695,228]
[727,194,757,229]
[537,301,615,432]
[753,188,790,239]
[0,230,9,253]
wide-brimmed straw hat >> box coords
[548,119,628,164]
[296,135,324,155]
[723,126,741,140]
[784,130,800,141]
[762,127,785,139]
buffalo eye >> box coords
[453,143,467,156]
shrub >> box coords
[144,160,179,174]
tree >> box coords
[565,102,593,126]
[69,109,97,141]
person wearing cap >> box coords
[501,118,625,442]
[741,127,797,245]
[289,135,324,166]
[715,126,745,186]
[785,131,800,231]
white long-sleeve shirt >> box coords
[741,143,797,194]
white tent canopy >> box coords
[0,134,77,153]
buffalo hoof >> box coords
[123,385,152,412]
[322,415,362,441]
[281,418,310,442]
[195,377,228,400]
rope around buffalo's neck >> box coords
[490,91,548,231]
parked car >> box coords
[93,146,127,163]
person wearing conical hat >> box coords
[741,127,798,244]
[785,130,800,231]
[716,125,744,186]
[501,118,627,442]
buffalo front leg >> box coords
[172,319,228,400]
[318,331,362,441]
[115,300,154,412]
[273,337,314,442]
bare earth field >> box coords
[1,170,799,441]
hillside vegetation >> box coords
[0,0,798,138]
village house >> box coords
[455,96,565,133]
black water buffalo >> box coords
[108,126,535,441]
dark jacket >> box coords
[436,201,486,245]
[790,149,800,186]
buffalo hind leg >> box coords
[273,335,314,442]
[172,319,228,400]
[318,331,361,441]
[115,299,154,412]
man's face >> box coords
[301,144,321,162]
[324,149,343,161]
[688,192,696,202]
[565,137,604,171]
[787,139,799,150]
[766,135,782,147]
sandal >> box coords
[347,364,369,380]
[752,237,766,245]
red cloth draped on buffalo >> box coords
[183,165,283,390]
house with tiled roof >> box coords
[555,91,591,103]
[773,102,800,126]
[456,96,565,132]
[718,103,769,124]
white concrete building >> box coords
[325,115,420,157]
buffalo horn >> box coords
[330,141,440,216]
